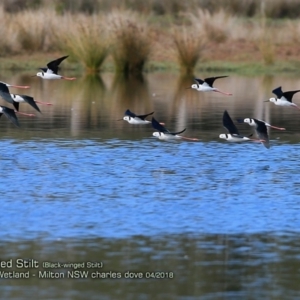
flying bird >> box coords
[188,76,232,95]
[219,110,263,143]
[237,118,285,131]
[151,117,198,141]
[237,118,270,149]
[118,109,154,124]
[33,55,76,80]
[0,83,35,117]
[265,86,300,109]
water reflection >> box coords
[1,234,300,299]
[1,71,300,299]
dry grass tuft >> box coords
[107,10,152,74]
[190,9,236,43]
[15,9,57,52]
[54,14,109,73]
[171,25,206,74]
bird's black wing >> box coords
[223,110,239,135]
[282,90,300,103]
[151,117,169,133]
[205,76,228,87]
[47,55,69,74]
[236,118,245,124]
[20,95,41,113]
[124,109,136,118]
[136,111,154,120]
[170,128,186,135]
[0,82,14,105]
[1,106,20,127]
[194,78,204,85]
[254,119,270,149]
[272,86,283,98]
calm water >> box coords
[1,71,300,299]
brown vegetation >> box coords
[0,1,300,74]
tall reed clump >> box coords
[54,14,109,73]
[190,9,237,43]
[107,10,152,74]
[0,6,18,55]
[14,9,57,52]
[171,25,206,74]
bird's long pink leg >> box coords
[15,111,35,117]
[292,104,300,110]
[179,136,199,141]
[269,125,286,130]
[10,85,30,89]
[62,76,76,81]
[35,100,53,106]
[159,122,165,126]
[214,89,232,96]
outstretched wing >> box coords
[205,76,228,87]
[254,119,270,149]
[124,109,136,118]
[20,95,41,113]
[1,106,20,127]
[152,117,169,133]
[170,128,186,135]
[223,110,239,135]
[136,111,154,120]
[282,90,300,103]
[272,86,283,98]
[47,55,69,74]
[0,82,14,104]
[194,78,205,85]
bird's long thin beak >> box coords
[186,87,191,89]
[116,119,123,121]
[263,100,269,102]
[31,75,37,77]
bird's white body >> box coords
[191,83,215,92]
[36,72,64,80]
[269,97,297,107]
[10,94,25,102]
[153,132,181,140]
[123,116,150,124]
[219,134,251,142]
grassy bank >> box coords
[1,3,300,76]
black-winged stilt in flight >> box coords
[33,55,76,80]
[118,109,154,124]
[237,118,286,131]
[151,117,198,141]
[265,86,300,109]
[0,105,20,127]
[0,81,30,89]
[219,110,263,143]
[188,76,232,95]
[0,83,35,117]
[237,118,270,148]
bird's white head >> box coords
[123,116,130,122]
[269,97,277,103]
[191,84,198,90]
[219,133,228,140]
[244,118,255,126]
[36,72,43,78]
